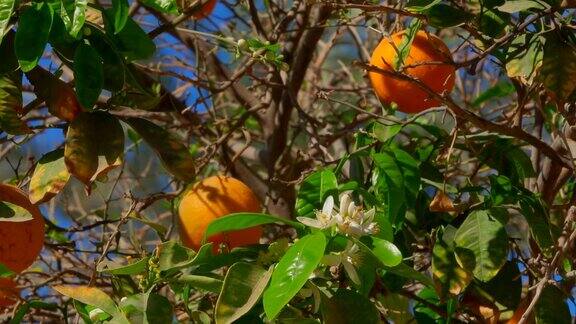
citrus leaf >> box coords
[215,262,272,324]
[321,289,380,324]
[263,232,326,320]
[74,43,104,109]
[0,201,33,222]
[295,169,338,217]
[539,31,576,102]
[29,148,70,204]
[60,0,87,37]
[372,151,406,228]
[0,71,30,135]
[119,291,173,323]
[97,257,149,275]
[426,4,471,28]
[432,227,473,297]
[124,117,195,182]
[177,275,223,293]
[111,0,129,33]
[53,285,126,321]
[506,34,543,83]
[139,0,179,14]
[472,81,515,107]
[14,3,53,72]
[357,236,403,267]
[26,67,82,121]
[519,195,554,256]
[0,31,18,75]
[454,210,508,282]
[0,0,16,44]
[85,25,126,92]
[102,10,155,61]
[393,19,421,69]
[497,0,547,13]
[64,112,124,186]
[205,213,304,239]
[386,262,435,288]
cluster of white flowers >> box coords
[297,192,379,237]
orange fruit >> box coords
[368,30,455,113]
[178,175,262,252]
[192,0,217,19]
[0,278,19,308]
[0,184,45,273]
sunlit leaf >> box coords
[60,0,87,37]
[215,262,272,324]
[111,0,129,33]
[29,149,70,204]
[0,0,16,44]
[97,257,149,275]
[26,67,82,121]
[263,232,326,320]
[454,210,508,282]
[205,213,304,240]
[432,227,473,297]
[54,285,127,322]
[295,169,338,217]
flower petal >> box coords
[342,260,361,285]
[297,217,323,229]
[322,195,335,216]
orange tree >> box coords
[1,0,576,322]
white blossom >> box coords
[297,195,336,229]
[322,241,361,284]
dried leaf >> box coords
[429,190,456,212]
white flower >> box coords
[335,193,379,237]
[322,241,361,284]
[297,195,336,229]
[297,193,379,238]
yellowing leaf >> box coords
[429,190,456,213]
[0,71,31,135]
[65,112,124,186]
[29,148,70,204]
[53,285,126,322]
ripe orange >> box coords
[192,0,217,19]
[368,30,455,113]
[178,175,262,252]
[0,184,45,273]
[0,278,19,308]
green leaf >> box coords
[103,11,156,61]
[472,82,515,107]
[386,262,435,288]
[0,31,18,75]
[372,122,402,142]
[74,43,104,109]
[215,263,272,324]
[393,19,421,69]
[539,31,576,102]
[54,285,128,322]
[454,210,508,282]
[120,292,173,323]
[129,213,168,238]
[320,289,380,324]
[111,0,129,33]
[295,169,338,217]
[0,71,31,135]
[426,4,471,28]
[177,275,223,293]
[205,213,304,240]
[534,285,571,323]
[497,0,547,13]
[85,25,126,92]
[124,117,196,182]
[479,138,535,183]
[506,34,543,82]
[97,257,149,275]
[14,3,53,72]
[372,151,406,228]
[156,241,210,272]
[391,147,421,204]
[360,236,402,267]
[64,112,124,186]
[139,0,179,14]
[478,9,509,38]
[60,0,87,37]
[0,0,16,43]
[263,232,327,320]
[29,148,71,204]
[519,195,554,256]
[432,227,473,297]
